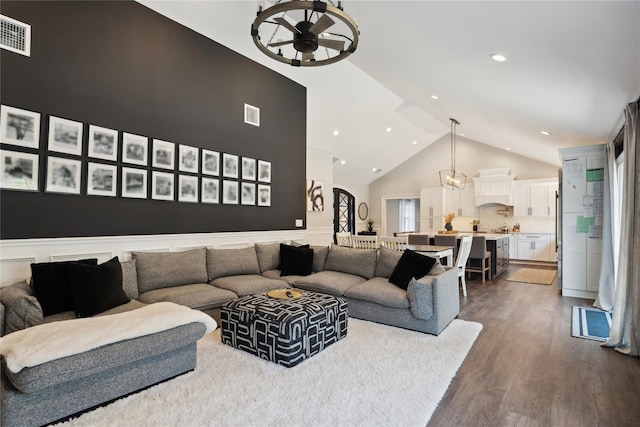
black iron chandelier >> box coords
[251,0,359,67]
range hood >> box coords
[473,168,515,206]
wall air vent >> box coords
[0,14,30,57]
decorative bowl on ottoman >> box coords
[221,290,348,367]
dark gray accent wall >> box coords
[0,0,306,239]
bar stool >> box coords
[466,236,491,282]
[434,234,458,261]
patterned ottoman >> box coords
[221,290,348,367]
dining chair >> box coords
[351,234,378,249]
[455,236,473,296]
[335,232,353,247]
[466,236,491,283]
[407,234,431,245]
[379,235,408,251]
[434,234,458,261]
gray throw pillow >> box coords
[428,260,447,276]
[0,280,44,333]
[375,246,403,278]
[255,243,281,272]
[324,245,377,279]
[407,277,434,320]
[120,259,139,299]
[133,248,208,293]
[206,246,260,281]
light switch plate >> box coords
[295,219,303,227]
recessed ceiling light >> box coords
[386,127,392,133]
[505,147,511,151]
[491,53,507,62]
[430,95,439,100]
[372,167,382,173]
[459,133,464,137]
[340,160,346,165]
[540,130,551,136]
[412,140,418,145]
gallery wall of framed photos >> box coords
[0,0,306,239]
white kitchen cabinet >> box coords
[559,144,605,299]
[517,233,552,261]
[509,233,518,259]
[419,186,444,231]
[444,183,475,217]
[513,179,558,217]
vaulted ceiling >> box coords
[141,0,640,184]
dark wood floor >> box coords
[428,264,640,427]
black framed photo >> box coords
[152,139,175,170]
[202,149,219,176]
[46,156,81,194]
[122,167,147,199]
[48,116,83,156]
[152,171,174,201]
[88,125,118,161]
[241,182,255,205]
[0,105,41,148]
[258,184,271,207]
[202,177,219,204]
[258,160,271,183]
[223,180,238,204]
[0,149,39,191]
[223,153,238,178]
[122,133,148,166]
[242,157,256,181]
[87,162,117,197]
[179,144,199,173]
[179,175,198,203]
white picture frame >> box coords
[241,182,256,205]
[122,167,147,199]
[179,175,198,203]
[0,149,39,191]
[87,162,117,197]
[152,139,175,170]
[223,180,238,204]
[152,171,174,201]
[258,184,271,207]
[202,149,219,176]
[0,105,40,148]
[48,116,83,156]
[201,177,219,204]
[179,144,199,173]
[242,157,256,181]
[122,133,148,166]
[244,103,260,127]
[46,156,81,194]
[258,160,271,183]
[223,153,238,178]
[88,125,118,161]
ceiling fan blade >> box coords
[268,40,294,48]
[318,38,345,51]
[302,52,315,62]
[274,17,301,34]
[309,14,335,35]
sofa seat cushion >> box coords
[324,246,377,279]
[210,275,289,297]
[138,284,236,310]
[294,271,366,296]
[2,322,206,394]
[261,269,299,285]
[41,300,146,325]
[344,277,410,309]
[133,248,208,293]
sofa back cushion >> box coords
[120,260,139,299]
[255,243,281,272]
[374,246,403,278]
[324,246,377,279]
[206,246,260,281]
[133,248,208,293]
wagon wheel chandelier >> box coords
[251,0,359,67]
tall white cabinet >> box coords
[559,144,605,299]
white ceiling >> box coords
[141,0,640,185]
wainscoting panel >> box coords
[0,256,36,286]
[50,251,114,263]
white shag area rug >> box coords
[57,318,482,427]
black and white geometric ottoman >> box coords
[221,290,348,368]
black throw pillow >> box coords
[31,258,98,317]
[67,256,131,318]
[388,249,437,290]
[280,244,314,276]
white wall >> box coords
[369,135,560,230]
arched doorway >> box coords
[333,187,355,242]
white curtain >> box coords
[399,199,416,232]
[603,99,640,356]
[596,142,617,310]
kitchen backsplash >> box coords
[447,205,555,234]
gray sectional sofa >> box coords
[0,243,460,427]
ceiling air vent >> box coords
[0,14,31,57]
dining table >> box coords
[407,244,455,266]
